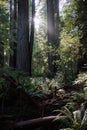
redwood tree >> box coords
[9,0,17,68]
[29,0,35,76]
[54,0,60,73]
[17,0,30,74]
[76,0,87,72]
[47,0,55,77]
[47,0,60,77]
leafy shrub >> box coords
[54,106,87,130]
[73,72,87,88]
[72,92,85,103]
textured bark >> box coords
[17,0,30,74]
[77,1,87,72]
[47,0,55,77]
[53,0,60,73]
[47,0,60,77]
[54,0,60,46]
[0,42,4,67]
[9,0,17,68]
[29,0,35,76]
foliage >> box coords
[63,0,87,72]
[26,76,61,93]
[55,0,82,84]
[81,109,87,128]
[58,31,80,84]
[0,1,87,129]
[57,0,87,84]
[0,67,25,80]
[72,92,85,103]
[74,72,87,88]
[32,0,47,76]
[32,41,47,76]
[0,1,9,65]
[54,106,87,130]
[0,67,63,98]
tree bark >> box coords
[47,0,55,77]
[29,0,35,76]
[9,0,17,68]
[53,0,60,73]
[47,0,60,77]
[0,42,4,67]
[13,115,67,129]
[77,1,87,72]
[54,0,60,46]
[17,0,30,74]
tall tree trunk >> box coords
[17,0,30,74]
[29,0,35,76]
[47,0,55,78]
[77,1,87,72]
[13,0,17,68]
[0,42,4,67]
[9,0,17,68]
[47,0,60,77]
[54,0,60,46]
[9,0,13,67]
[53,0,60,73]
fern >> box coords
[81,109,87,127]
[53,106,73,122]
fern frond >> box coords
[53,107,73,122]
[81,109,87,127]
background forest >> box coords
[0,0,87,130]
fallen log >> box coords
[1,73,42,108]
[13,115,67,129]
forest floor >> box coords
[0,74,80,130]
